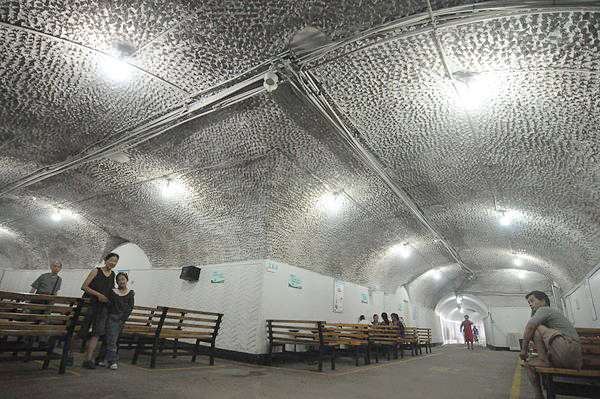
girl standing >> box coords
[100,272,134,370]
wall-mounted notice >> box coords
[265,261,279,275]
[412,304,419,326]
[333,279,344,313]
[361,292,369,304]
[288,274,303,289]
[575,297,581,311]
[210,269,225,284]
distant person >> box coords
[460,315,474,350]
[30,260,63,295]
[473,325,480,342]
[97,272,134,370]
[358,315,369,325]
[520,291,582,399]
[390,313,405,336]
[381,312,390,325]
[79,253,118,369]
[371,314,380,326]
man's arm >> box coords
[520,322,537,360]
[29,288,37,294]
[30,275,41,294]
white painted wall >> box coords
[1,258,443,355]
[485,306,532,348]
[564,266,600,328]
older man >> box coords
[30,260,63,295]
[520,290,582,399]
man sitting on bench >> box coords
[520,290,582,399]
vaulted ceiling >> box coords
[1,1,599,307]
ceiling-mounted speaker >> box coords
[180,266,201,282]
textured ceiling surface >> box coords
[1,1,599,308]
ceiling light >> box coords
[499,214,512,226]
[51,209,62,221]
[453,71,501,111]
[518,270,526,279]
[263,70,279,92]
[456,295,462,304]
[162,179,186,198]
[390,243,410,258]
[513,258,523,267]
[432,269,441,280]
[320,192,343,213]
[459,307,464,314]
[101,55,132,81]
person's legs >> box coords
[524,326,551,399]
[105,314,122,366]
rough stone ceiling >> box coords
[1,1,599,306]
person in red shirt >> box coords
[460,314,475,350]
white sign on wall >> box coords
[333,278,344,313]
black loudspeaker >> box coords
[180,266,201,281]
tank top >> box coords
[85,267,115,299]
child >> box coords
[99,272,134,370]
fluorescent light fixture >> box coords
[101,55,132,81]
[459,307,464,314]
[456,295,462,304]
[162,179,186,198]
[320,192,343,213]
[513,258,523,267]
[499,210,521,227]
[432,269,441,280]
[499,214,512,226]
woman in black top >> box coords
[381,312,391,325]
[80,253,118,369]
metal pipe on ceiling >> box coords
[284,65,475,276]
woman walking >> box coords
[460,314,475,350]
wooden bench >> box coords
[267,319,331,371]
[0,291,85,374]
[324,323,370,368]
[417,327,433,354]
[368,324,404,362]
[129,306,223,368]
[535,327,600,398]
[403,327,422,355]
[119,305,161,349]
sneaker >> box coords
[95,359,106,367]
[109,362,118,370]
[82,360,96,369]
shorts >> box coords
[79,303,108,338]
[540,327,583,369]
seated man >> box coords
[520,290,582,399]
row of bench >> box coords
[267,319,432,371]
[0,291,223,373]
[534,327,600,399]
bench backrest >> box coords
[576,328,600,369]
[369,324,402,344]
[0,291,84,336]
[156,306,223,339]
[323,323,369,344]
[267,319,325,345]
[122,305,162,335]
[416,328,432,344]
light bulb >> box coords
[513,258,523,267]
[432,269,441,280]
[101,55,132,81]
[320,192,342,213]
[162,179,185,198]
[51,210,62,221]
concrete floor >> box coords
[0,344,582,399]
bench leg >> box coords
[59,334,72,375]
[150,338,160,369]
[366,343,371,365]
[192,339,200,363]
[542,374,556,399]
[132,336,141,365]
[354,347,359,366]
[173,338,179,359]
[331,348,336,370]
[318,346,323,372]
[43,336,57,369]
